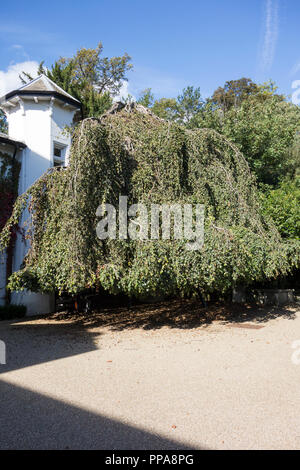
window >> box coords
[54,147,62,158]
[53,143,67,167]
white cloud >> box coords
[259,0,279,75]
[113,80,136,102]
[0,61,39,96]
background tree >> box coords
[191,80,300,186]
[152,97,179,120]
[189,77,300,249]
[210,77,259,113]
[176,86,203,122]
[120,93,135,105]
[262,177,300,240]
[136,88,178,120]
[285,132,300,180]
[20,43,133,119]
[137,88,154,108]
[136,86,203,123]
[221,95,300,185]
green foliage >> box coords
[1,105,298,298]
[0,109,7,133]
[137,86,203,124]
[222,96,300,186]
[191,91,300,186]
[0,151,21,231]
[152,97,179,120]
[0,151,22,304]
[0,152,21,193]
[137,89,155,108]
[285,133,300,180]
[262,178,300,240]
[257,80,282,98]
[20,43,133,119]
[176,86,203,122]
[120,94,135,105]
[210,78,260,112]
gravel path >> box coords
[0,303,300,449]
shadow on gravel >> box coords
[0,301,296,374]
[45,299,298,332]
[0,380,199,450]
[0,321,100,374]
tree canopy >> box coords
[1,103,298,298]
[20,43,133,119]
[137,86,203,124]
[2,49,300,295]
[262,177,300,240]
[210,78,259,112]
[190,82,300,187]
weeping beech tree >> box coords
[0,103,299,298]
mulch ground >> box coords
[43,299,298,331]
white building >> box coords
[0,75,81,315]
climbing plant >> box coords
[0,104,299,298]
[0,151,21,302]
[0,110,7,133]
[0,152,20,232]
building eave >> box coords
[2,90,81,110]
[0,133,26,149]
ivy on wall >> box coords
[0,104,299,298]
[0,152,20,231]
[0,151,21,302]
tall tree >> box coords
[137,86,203,123]
[191,79,300,186]
[262,177,300,239]
[210,78,259,113]
[220,95,300,186]
[176,86,203,122]
[20,43,133,119]
[152,98,179,120]
[137,88,154,108]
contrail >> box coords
[260,0,279,74]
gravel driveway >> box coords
[0,302,299,450]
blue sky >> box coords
[0,0,300,100]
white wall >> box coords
[11,291,55,316]
[9,101,52,191]
[4,98,76,315]
[8,100,75,187]
[51,104,74,165]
